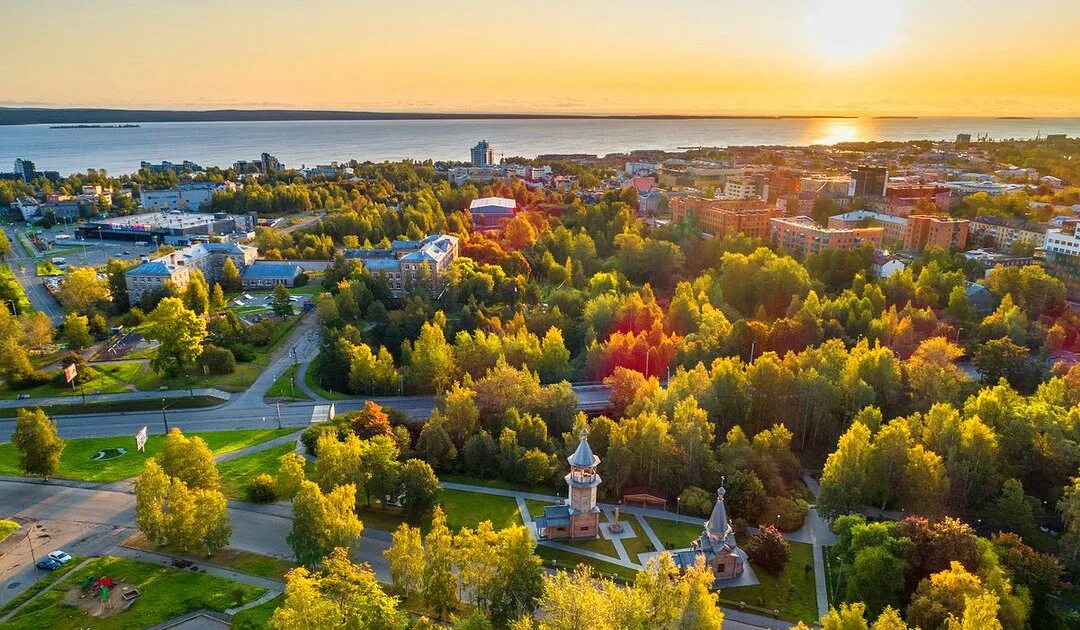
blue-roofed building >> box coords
[344,234,459,298]
[125,241,257,304]
[468,196,517,230]
[241,261,304,288]
[534,429,602,541]
[671,485,747,585]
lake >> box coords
[3,117,1080,176]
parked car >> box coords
[16,393,31,400]
[36,557,62,571]
[48,550,72,564]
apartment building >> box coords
[827,210,908,243]
[671,197,774,239]
[770,216,884,257]
[344,234,459,298]
[968,216,1045,251]
[904,215,969,251]
[1044,221,1080,300]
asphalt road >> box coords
[3,225,65,324]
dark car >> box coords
[36,557,62,571]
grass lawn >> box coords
[440,488,523,532]
[266,364,310,400]
[525,498,550,517]
[644,516,702,550]
[356,504,409,533]
[536,545,637,582]
[123,532,296,581]
[0,555,86,617]
[0,395,222,418]
[0,518,18,543]
[722,539,818,625]
[232,594,283,629]
[1,362,147,399]
[218,442,296,499]
[621,517,658,561]
[0,428,294,483]
[3,556,266,630]
[302,352,353,400]
[35,261,63,276]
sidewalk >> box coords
[0,387,230,409]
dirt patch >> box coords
[62,579,138,618]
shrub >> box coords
[758,496,809,532]
[245,473,277,503]
[198,344,237,375]
[301,422,340,456]
[678,486,716,518]
[121,307,146,327]
[745,524,789,573]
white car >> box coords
[48,550,72,564]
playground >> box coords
[63,574,140,619]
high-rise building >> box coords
[848,166,888,198]
[13,158,36,183]
[470,140,494,166]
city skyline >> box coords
[4,0,1080,117]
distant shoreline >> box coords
[4,107,863,126]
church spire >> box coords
[567,427,599,469]
[705,484,731,537]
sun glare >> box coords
[807,118,863,145]
[805,0,902,65]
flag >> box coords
[135,426,148,452]
[63,363,77,383]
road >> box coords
[0,314,612,441]
[3,225,65,324]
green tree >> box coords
[288,480,364,567]
[271,547,408,629]
[183,268,210,315]
[158,428,221,490]
[536,327,572,384]
[105,259,131,311]
[276,451,308,501]
[58,266,108,315]
[984,478,1036,540]
[0,228,11,260]
[222,257,242,292]
[134,458,169,543]
[271,284,293,317]
[422,506,458,616]
[1056,476,1080,570]
[404,312,454,394]
[210,282,226,311]
[11,408,64,479]
[62,312,92,349]
[818,422,872,518]
[385,523,424,595]
[147,297,207,375]
[399,459,441,523]
[415,422,457,472]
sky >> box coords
[4,0,1080,116]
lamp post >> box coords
[26,525,37,564]
[160,398,170,433]
[645,346,654,378]
[275,400,283,429]
[676,496,681,516]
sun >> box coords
[805,0,902,66]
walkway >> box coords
[803,474,835,620]
[0,387,231,409]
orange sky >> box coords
[4,0,1079,116]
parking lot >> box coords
[30,224,157,268]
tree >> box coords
[210,282,226,311]
[1057,476,1080,570]
[158,428,220,490]
[271,284,293,317]
[271,547,408,629]
[422,506,458,616]
[819,422,872,518]
[745,525,789,573]
[847,546,906,620]
[385,523,424,595]
[907,562,993,630]
[486,525,543,625]
[58,266,108,315]
[11,408,64,479]
[0,228,11,260]
[819,603,870,630]
[404,313,454,394]
[222,257,242,292]
[907,337,970,410]
[349,401,393,439]
[105,259,132,311]
[415,422,457,472]
[134,458,170,543]
[62,312,92,349]
[973,337,1040,392]
[147,297,207,375]
[399,459,441,523]
[21,311,54,352]
[183,268,210,315]
[276,451,308,501]
[990,532,1063,608]
[984,478,1036,540]
[288,480,364,567]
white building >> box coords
[1045,227,1080,257]
[625,162,661,176]
[720,178,758,200]
[12,196,40,221]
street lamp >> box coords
[160,398,170,433]
[645,346,654,378]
